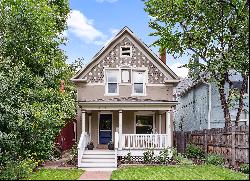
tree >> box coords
[0,0,75,169]
[144,0,249,127]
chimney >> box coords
[60,80,65,93]
[160,48,166,64]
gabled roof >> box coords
[71,26,180,82]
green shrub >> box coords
[0,158,38,180]
[172,148,193,165]
[124,152,132,163]
[240,164,249,174]
[143,149,154,164]
[185,144,205,159]
[205,153,224,166]
[66,144,78,166]
[156,148,170,164]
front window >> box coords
[133,71,145,94]
[106,70,119,94]
[135,115,154,134]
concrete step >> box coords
[82,154,115,159]
[84,150,115,155]
[80,162,116,168]
[82,158,116,163]
[79,167,117,171]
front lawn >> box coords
[111,165,248,180]
[25,168,84,180]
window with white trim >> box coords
[133,71,146,94]
[135,115,154,134]
[120,46,132,57]
[106,70,119,94]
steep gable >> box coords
[71,27,179,84]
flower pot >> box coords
[108,144,114,150]
[87,144,94,150]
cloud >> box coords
[96,0,118,3]
[67,10,107,45]
[103,28,120,46]
[169,63,189,78]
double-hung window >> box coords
[106,70,119,95]
[133,71,146,95]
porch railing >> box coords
[77,132,90,167]
[122,134,168,149]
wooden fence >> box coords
[173,125,249,167]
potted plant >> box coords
[87,141,94,150]
[108,140,114,150]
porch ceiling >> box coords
[78,101,178,111]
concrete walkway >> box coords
[78,171,112,180]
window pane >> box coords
[107,71,118,82]
[108,83,117,93]
[133,72,144,83]
[134,83,143,93]
[136,115,153,134]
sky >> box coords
[62,0,189,78]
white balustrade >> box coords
[77,132,89,167]
[121,134,168,149]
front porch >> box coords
[76,101,177,169]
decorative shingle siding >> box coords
[82,37,171,84]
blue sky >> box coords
[62,0,189,77]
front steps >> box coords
[79,150,117,171]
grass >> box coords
[25,168,84,180]
[111,165,249,180]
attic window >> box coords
[120,46,132,57]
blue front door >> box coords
[99,114,112,144]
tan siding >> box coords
[77,84,173,101]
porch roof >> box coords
[78,98,178,111]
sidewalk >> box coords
[78,171,112,180]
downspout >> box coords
[204,82,212,129]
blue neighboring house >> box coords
[173,76,249,131]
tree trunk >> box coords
[218,84,232,128]
[235,76,247,126]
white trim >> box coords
[98,112,114,144]
[132,70,147,96]
[134,112,155,134]
[105,69,120,95]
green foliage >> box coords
[0,0,76,175]
[185,144,205,159]
[25,168,84,180]
[143,149,155,164]
[205,153,224,166]
[172,148,193,165]
[240,164,249,174]
[156,148,170,164]
[111,165,248,180]
[144,0,249,127]
[0,157,38,180]
[66,144,78,166]
[124,152,132,163]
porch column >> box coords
[166,110,172,147]
[81,110,86,133]
[158,114,162,134]
[88,113,92,140]
[119,110,123,150]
